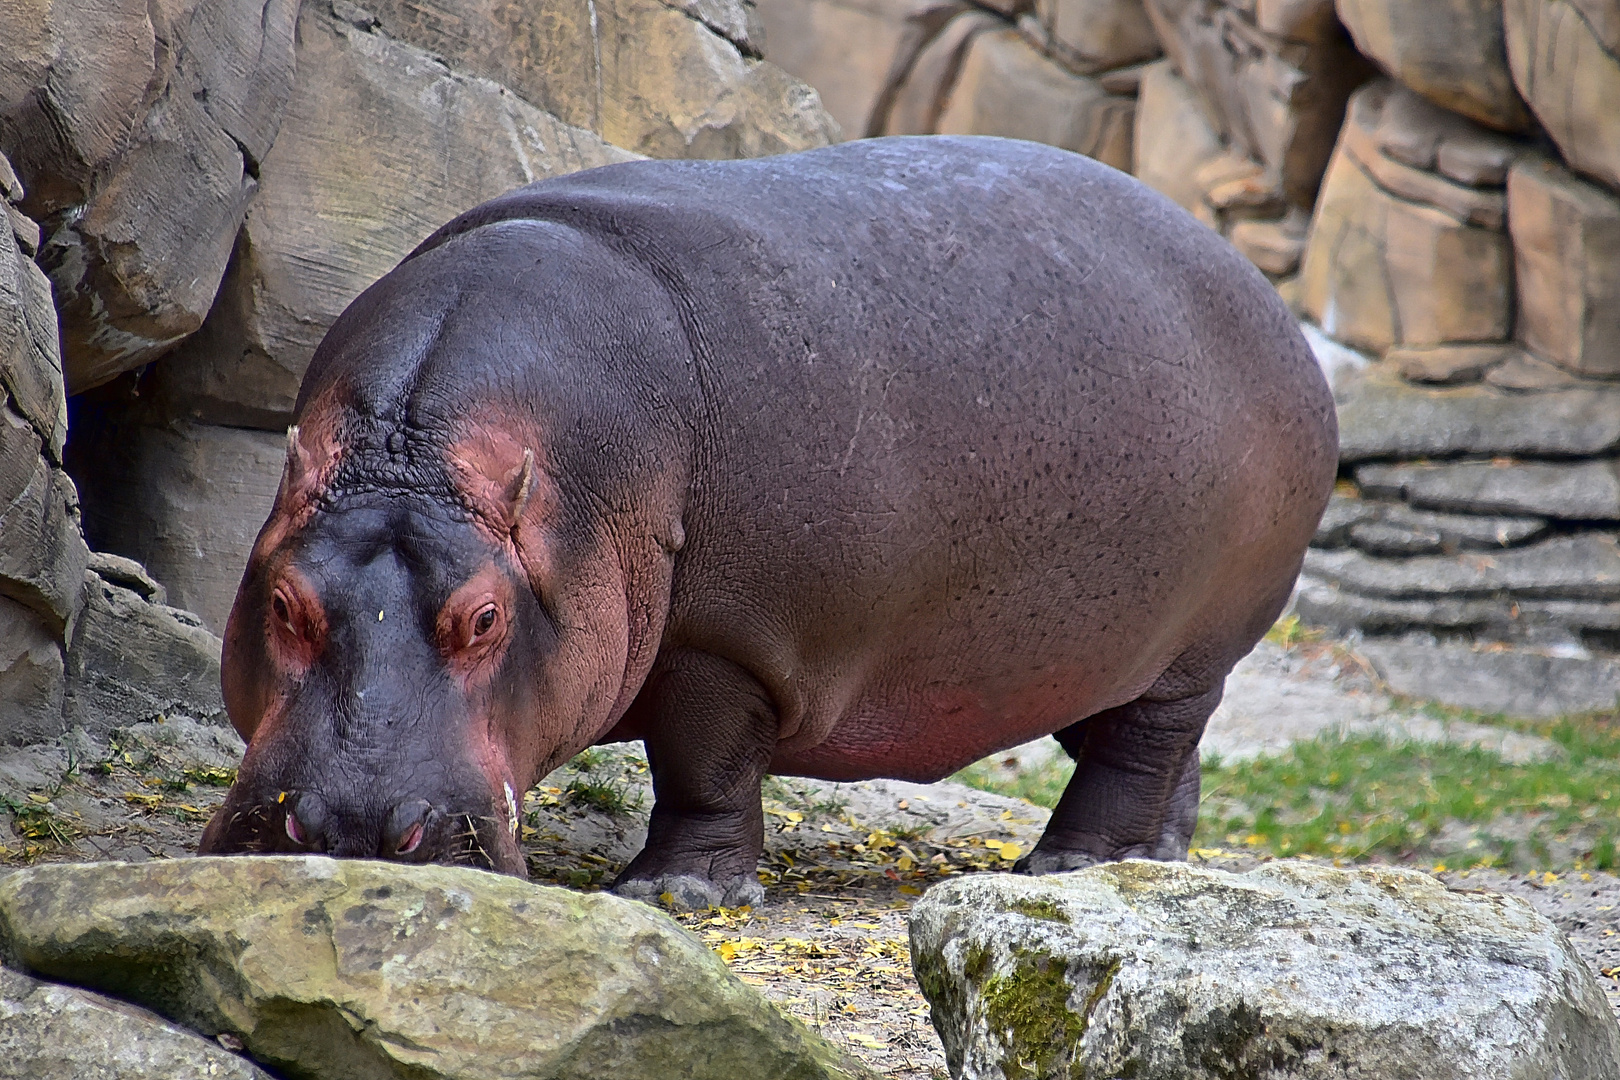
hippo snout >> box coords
[201,783,527,876]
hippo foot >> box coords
[613,872,766,911]
[1014,849,1104,875]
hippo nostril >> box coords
[385,799,435,858]
[285,792,329,851]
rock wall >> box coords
[763,0,1620,715]
[0,152,226,744]
[0,0,837,742]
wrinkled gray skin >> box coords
[203,137,1338,908]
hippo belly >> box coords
[201,136,1337,908]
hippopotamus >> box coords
[199,135,1337,907]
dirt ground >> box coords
[1,722,1617,1079]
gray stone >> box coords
[74,420,283,634]
[152,3,638,429]
[61,568,226,735]
[0,454,89,633]
[0,184,64,459]
[0,595,65,746]
[1315,494,1548,553]
[0,858,874,1080]
[1295,576,1620,645]
[1359,633,1620,716]
[0,964,275,1080]
[910,860,1620,1080]
[1335,363,1620,462]
[1311,492,1381,546]
[1357,459,1620,520]
[1302,532,1620,600]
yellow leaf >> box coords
[897,855,914,872]
[717,941,738,962]
[785,811,804,823]
[899,885,922,896]
[996,842,1021,862]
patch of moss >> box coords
[979,951,1086,1080]
[1010,898,1069,923]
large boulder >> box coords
[1504,0,1620,193]
[1031,0,1160,75]
[1508,157,1620,378]
[1335,0,1531,131]
[0,965,277,1080]
[151,0,638,430]
[1300,80,1516,355]
[0,857,872,1080]
[875,10,1001,137]
[935,28,1134,172]
[910,861,1620,1079]
[0,0,299,393]
[361,0,839,159]
[753,0,966,137]
[1131,59,1225,213]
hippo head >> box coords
[198,398,658,875]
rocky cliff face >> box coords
[760,0,1620,714]
[0,0,837,742]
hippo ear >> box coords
[278,425,313,504]
[502,449,536,530]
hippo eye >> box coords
[471,604,499,641]
[271,589,295,633]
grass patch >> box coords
[560,747,646,817]
[954,719,1620,872]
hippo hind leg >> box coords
[611,650,777,910]
[1017,674,1222,874]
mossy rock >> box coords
[0,857,873,1080]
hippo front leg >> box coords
[1018,681,1221,874]
[612,650,777,910]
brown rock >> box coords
[1389,343,1513,384]
[1228,211,1309,275]
[153,3,638,430]
[1254,0,1341,42]
[1508,157,1620,378]
[880,10,1000,135]
[1504,0,1620,192]
[1145,0,1374,208]
[1,0,300,394]
[756,0,965,137]
[1435,131,1525,187]
[1485,349,1584,390]
[1335,0,1531,132]
[365,0,839,159]
[936,28,1134,171]
[1131,59,1226,213]
[1300,86,1513,354]
[1343,103,1507,228]
[1034,0,1161,74]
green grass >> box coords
[955,718,1620,872]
